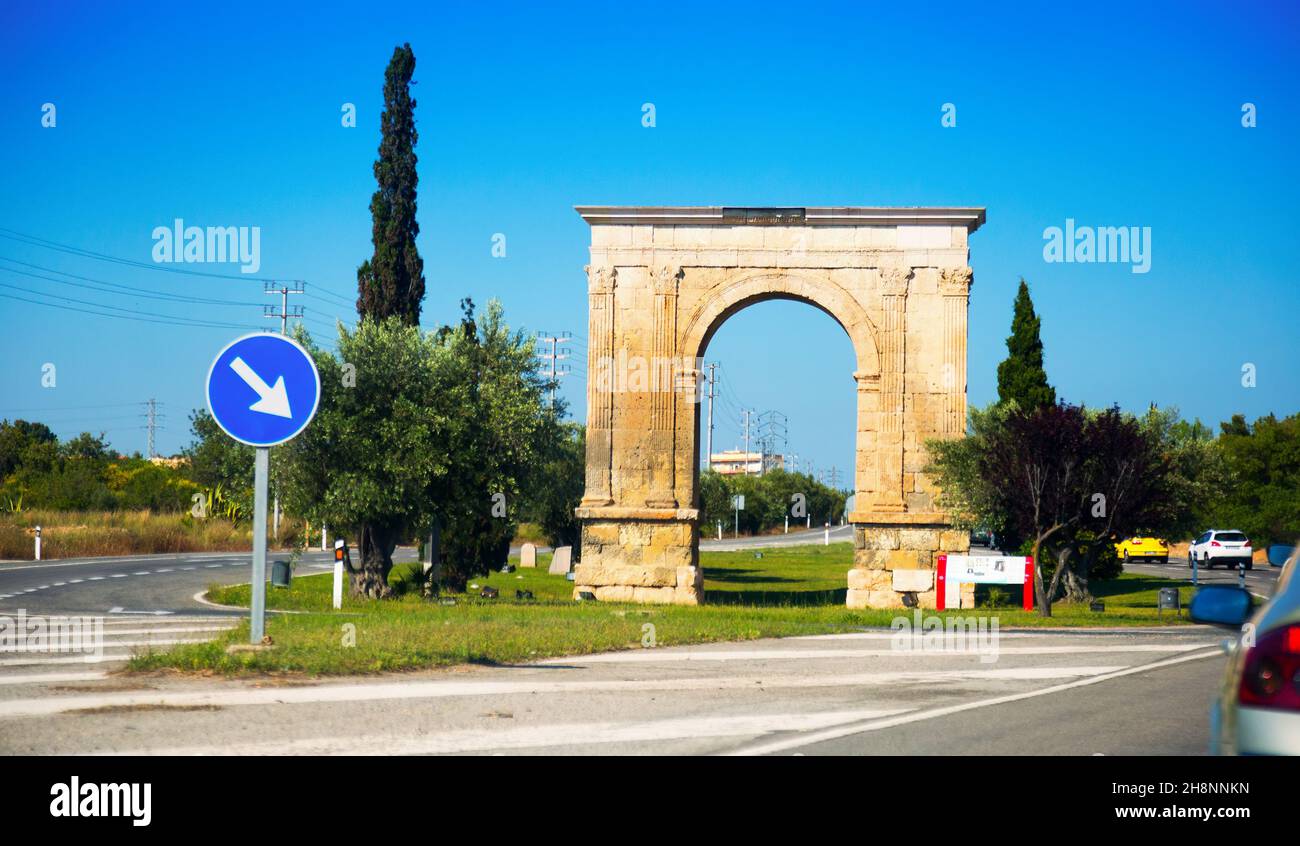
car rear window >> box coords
[1216,532,1247,542]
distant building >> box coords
[709,449,784,476]
[147,455,189,469]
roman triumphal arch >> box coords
[573,206,985,609]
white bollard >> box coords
[784,516,788,534]
[716,520,722,541]
[332,538,345,610]
[34,525,42,561]
[321,526,327,552]
[824,522,829,546]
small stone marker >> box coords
[549,545,572,575]
[520,542,537,568]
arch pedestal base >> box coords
[847,518,974,610]
[574,507,703,605]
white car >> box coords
[1193,549,1300,755]
[1189,529,1254,570]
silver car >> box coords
[1192,546,1300,755]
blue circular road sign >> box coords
[206,333,321,447]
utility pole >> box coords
[704,362,717,471]
[263,282,303,543]
[535,330,572,409]
[741,409,753,475]
[263,281,305,333]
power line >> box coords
[0,226,294,284]
[0,257,265,307]
[0,288,259,331]
[0,401,147,414]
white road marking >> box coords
[91,626,231,636]
[536,643,1213,664]
[789,628,1202,641]
[0,671,109,686]
[0,653,133,667]
[97,708,918,756]
[88,577,104,581]
[0,665,1126,719]
[726,648,1223,756]
[110,574,127,579]
[132,572,150,576]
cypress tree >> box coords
[996,279,1056,410]
[356,43,425,325]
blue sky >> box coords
[1,1,1297,480]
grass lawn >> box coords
[130,543,1198,676]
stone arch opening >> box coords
[689,295,860,554]
[682,273,876,504]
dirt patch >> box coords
[67,703,223,715]
[50,682,160,693]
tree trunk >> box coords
[350,522,397,599]
[1032,538,1051,617]
[1062,544,1094,604]
[1048,545,1073,604]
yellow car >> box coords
[1115,536,1169,564]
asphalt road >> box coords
[0,548,420,617]
[0,624,1226,755]
[0,543,1235,756]
[1123,555,1283,600]
[701,523,854,551]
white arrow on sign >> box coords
[229,357,292,418]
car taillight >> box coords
[1244,539,1251,547]
[1238,625,1300,711]
[1212,541,1221,547]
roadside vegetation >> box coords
[928,279,1300,617]
[697,469,848,536]
[130,544,1196,675]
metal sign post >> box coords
[206,332,321,644]
[251,449,269,641]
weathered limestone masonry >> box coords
[573,206,985,608]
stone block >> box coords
[899,528,940,552]
[519,542,537,568]
[847,567,892,591]
[892,568,934,592]
[886,549,928,570]
[939,529,971,552]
